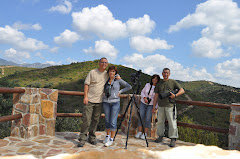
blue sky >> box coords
[0,0,240,88]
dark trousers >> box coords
[79,102,102,141]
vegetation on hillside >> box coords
[0,66,35,78]
[178,116,220,146]
[0,61,239,148]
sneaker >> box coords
[155,136,163,143]
[104,139,113,147]
[77,140,85,147]
[103,135,110,144]
[169,138,176,147]
[140,133,147,140]
[135,132,142,138]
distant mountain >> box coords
[0,58,18,66]
[0,58,51,68]
[18,62,51,68]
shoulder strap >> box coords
[105,78,110,85]
[148,84,153,95]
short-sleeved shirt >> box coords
[84,68,108,103]
[154,79,182,107]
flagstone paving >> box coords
[0,131,196,158]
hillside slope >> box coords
[0,66,35,78]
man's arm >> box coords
[83,84,89,105]
[152,93,159,113]
[170,88,185,99]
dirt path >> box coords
[0,66,15,75]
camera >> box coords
[104,84,111,98]
[159,89,179,99]
[131,70,142,85]
[115,74,120,78]
[146,97,151,104]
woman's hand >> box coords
[115,74,121,80]
[152,107,157,113]
[144,97,148,104]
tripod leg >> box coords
[133,96,149,147]
[125,99,134,149]
[113,96,133,141]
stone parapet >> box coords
[228,103,240,150]
[120,95,157,138]
[11,88,58,138]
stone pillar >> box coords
[11,87,58,138]
[120,94,157,137]
[228,103,240,150]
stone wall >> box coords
[229,103,240,150]
[11,88,58,138]
[120,95,157,138]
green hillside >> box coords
[179,81,239,127]
[181,80,240,104]
[177,81,239,148]
[0,66,35,78]
[0,60,239,148]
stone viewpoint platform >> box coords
[0,131,196,158]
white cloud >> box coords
[72,5,128,40]
[54,29,80,47]
[191,37,229,58]
[32,23,42,30]
[215,58,240,87]
[50,47,59,53]
[122,53,215,82]
[12,21,42,31]
[126,14,155,36]
[2,48,30,63]
[0,25,48,51]
[35,52,44,59]
[130,36,173,53]
[83,40,118,59]
[72,5,157,40]
[168,0,240,58]
[49,0,72,14]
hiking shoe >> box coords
[169,138,176,147]
[155,136,163,143]
[140,133,147,140]
[77,140,85,147]
[135,132,142,138]
[103,135,110,144]
[88,139,97,145]
[104,139,113,147]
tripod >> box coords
[113,80,149,149]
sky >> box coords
[0,0,240,88]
